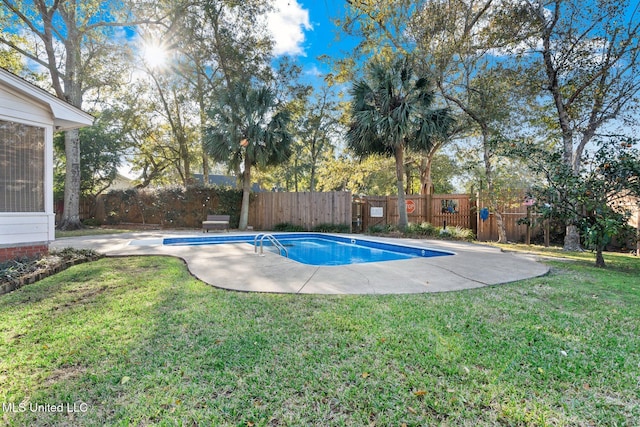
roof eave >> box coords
[1,68,94,129]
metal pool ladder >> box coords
[254,233,288,258]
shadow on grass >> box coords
[1,254,638,425]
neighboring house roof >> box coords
[193,174,263,192]
[107,174,135,191]
[622,195,640,228]
[0,67,94,130]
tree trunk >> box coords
[395,144,408,229]
[239,155,252,230]
[202,150,209,184]
[310,163,316,193]
[540,21,584,252]
[198,75,209,184]
[595,244,606,268]
[636,209,640,256]
[564,224,582,251]
[58,129,83,230]
[180,134,191,186]
[405,167,412,194]
[481,128,506,243]
[420,155,433,195]
[496,211,508,244]
[294,157,299,192]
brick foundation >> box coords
[0,244,49,262]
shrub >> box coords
[368,222,474,241]
[435,226,475,241]
[439,228,452,237]
[82,217,102,227]
[105,210,120,225]
[101,186,243,228]
[405,222,438,237]
[367,224,397,234]
[273,222,307,232]
[312,223,351,233]
[448,226,475,241]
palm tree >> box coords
[206,83,292,230]
[347,58,453,228]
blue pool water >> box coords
[163,233,454,266]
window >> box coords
[0,120,45,212]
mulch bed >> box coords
[0,248,102,295]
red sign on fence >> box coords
[406,199,416,214]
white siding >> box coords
[0,69,90,251]
[0,213,53,245]
[0,83,55,247]
[0,84,52,125]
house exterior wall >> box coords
[0,81,55,260]
[0,84,52,123]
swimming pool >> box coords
[163,233,454,266]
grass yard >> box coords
[55,227,136,239]
[1,250,639,426]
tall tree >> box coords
[317,154,398,195]
[146,70,199,187]
[0,0,150,229]
[499,0,640,250]
[408,0,520,243]
[108,82,176,188]
[339,0,516,241]
[144,0,274,183]
[53,110,124,220]
[282,85,341,192]
[347,57,453,228]
[507,138,640,267]
[206,84,293,230]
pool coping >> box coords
[50,231,550,295]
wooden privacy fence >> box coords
[476,208,541,243]
[54,198,94,225]
[476,190,544,243]
[355,194,475,232]
[476,195,640,245]
[249,191,352,230]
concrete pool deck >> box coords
[50,231,549,294]
[50,231,550,294]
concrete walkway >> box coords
[50,231,549,295]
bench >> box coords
[202,215,230,232]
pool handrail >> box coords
[254,233,288,258]
[253,233,266,252]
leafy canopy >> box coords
[347,57,452,157]
[205,83,293,171]
[506,137,640,267]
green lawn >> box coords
[55,227,135,239]
[1,250,638,426]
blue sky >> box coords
[266,0,356,83]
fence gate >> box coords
[356,194,475,233]
[362,196,389,231]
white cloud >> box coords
[305,64,323,77]
[266,0,312,56]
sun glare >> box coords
[142,41,169,69]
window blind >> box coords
[0,120,45,212]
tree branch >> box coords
[1,0,46,38]
[0,36,54,71]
